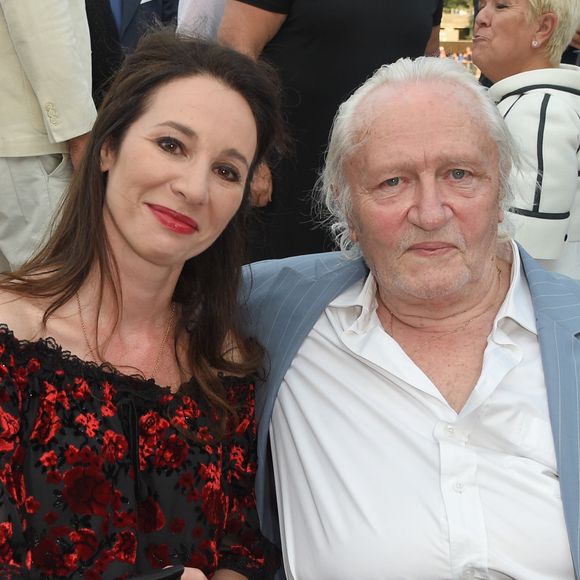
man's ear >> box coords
[100,140,115,172]
[348,221,359,242]
[534,12,557,47]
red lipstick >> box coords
[147,204,198,235]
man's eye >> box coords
[450,169,467,180]
[384,177,400,187]
[157,137,181,154]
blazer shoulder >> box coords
[244,252,361,288]
[241,252,365,309]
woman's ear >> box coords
[534,12,557,47]
[100,140,115,172]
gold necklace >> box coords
[75,292,176,381]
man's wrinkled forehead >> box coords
[349,79,491,149]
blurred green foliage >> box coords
[444,0,472,9]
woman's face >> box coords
[472,0,541,81]
[100,74,257,272]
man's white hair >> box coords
[316,56,520,257]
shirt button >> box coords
[446,424,455,435]
[453,481,465,493]
[463,567,475,578]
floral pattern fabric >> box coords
[0,325,275,579]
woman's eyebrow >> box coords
[155,120,196,137]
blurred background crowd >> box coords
[1,0,579,272]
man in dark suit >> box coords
[85,0,178,106]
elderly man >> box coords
[243,57,580,579]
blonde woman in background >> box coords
[473,0,580,278]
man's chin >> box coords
[390,271,470,302]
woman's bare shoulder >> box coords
[0,290,48,341]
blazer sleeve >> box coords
[503,90,580,260]
[0,0,97,144]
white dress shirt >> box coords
[270,243,574,579]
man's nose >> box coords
[407,179,452,230]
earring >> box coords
[532,39,540,48]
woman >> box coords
[218,0,444,260]
[472,0,580,278]
[0,30,284,579]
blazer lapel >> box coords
[523,249,580,575]
[248,255,367,540]
[120,0,141,37]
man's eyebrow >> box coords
[156,121,196,137]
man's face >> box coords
[345,82,502,304]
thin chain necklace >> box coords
[75,292,176,381]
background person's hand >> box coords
[250,162,273,207]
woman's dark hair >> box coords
[1,29,286,424]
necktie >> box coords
[109,0,122,32]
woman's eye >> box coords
[215,165,241,183]
[450,169,467,180]
[383,177,400,187]
[157,137,181,154]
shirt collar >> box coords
[328,240,537,336]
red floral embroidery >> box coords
[63,466,113,515]
[0,522,14,564]
[39,450,58,469]
[0,407,19,452]
[137,497,165,533]
[72,377,91,400]
[196,426,214,443]
[70,528,98,560]
[113,510,136,529]
[31,538,78,577]
[0,327,270,578]
[12,366,29,388]
[74,412,100,438]
[145,543,170,569]
[30,381,61,445]
[24,496,40,514]
[113,530,137,563]
[46,470,63,484]
[77,445,103,469]
[102,430,128,463]
[201,481,226,526]
[64,444,80,465]
[154,434,188,470]
[26,358,40,373]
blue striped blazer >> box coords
[242,247,580,576]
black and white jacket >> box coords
[489,64,580,279]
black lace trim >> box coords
[0,323,254,404]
